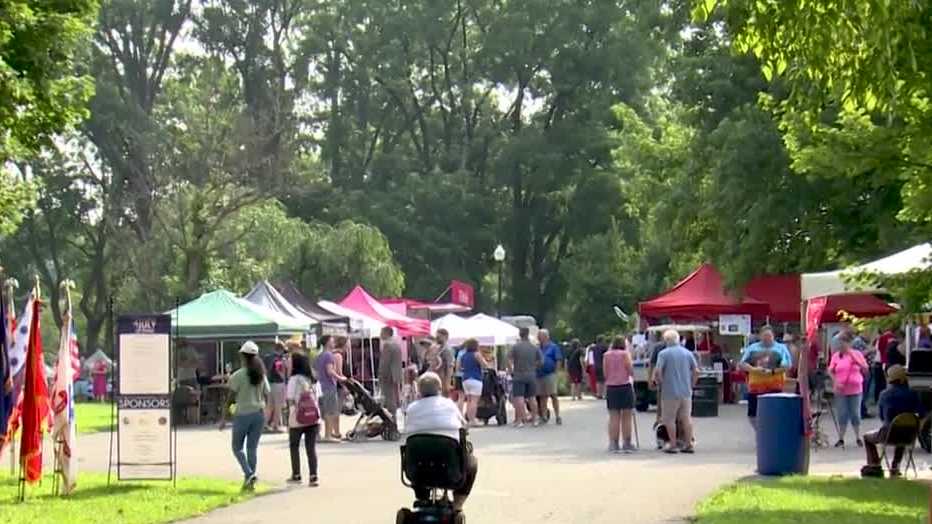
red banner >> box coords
[20,299,49,484]
[805,296,828,342]
[449,280,474,308]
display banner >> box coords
[116,315,173,480]
[718,314,751,336]
[805,297,828,342]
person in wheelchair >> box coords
[403,372,478,513]
[861,365,926,478]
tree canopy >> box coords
[1,0,929,345]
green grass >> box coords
[75,402,115,434]
[0,472,262,524]
[695,476,928,524]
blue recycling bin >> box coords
[756,393,807,476]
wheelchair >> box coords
[397,428,469,524]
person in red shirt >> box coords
[873,328,895,404]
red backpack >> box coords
[295,380,320,426]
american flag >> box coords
[68,321,80,382]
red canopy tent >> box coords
[339,286,430,337]
[744,274,896,323]
[639,264,771,320]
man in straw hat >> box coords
[861,365,926,478]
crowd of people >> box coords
[214,320,926,493]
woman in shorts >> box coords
[459,338,488,425]
[603,336,636,453]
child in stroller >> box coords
[343,378,401,442]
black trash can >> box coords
[691,377,719,417]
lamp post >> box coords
[493,244,506,318]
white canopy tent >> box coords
[431,314,488,345]
[466,313,520,346]
[317,300,385,336]
[801,242,932,300]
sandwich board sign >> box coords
[114,315,174,481]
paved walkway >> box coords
[74,400,891,524]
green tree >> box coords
[0,0,97,159]
[288,220,405,300]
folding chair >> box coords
[880,413,920,478]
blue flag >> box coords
[0,290,9,437]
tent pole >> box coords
[369,337,377,397]
[347,333,354,379]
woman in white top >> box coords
[287,353,321,486]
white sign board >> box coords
[719,314,751,336]
[117,403,172,479]
[119,334,170,395]
[116,315,173,481]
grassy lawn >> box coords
[75,402,115,434]
[695,476,927,524]
[0,472,261,524]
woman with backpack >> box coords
[287,352,321,486]
[219,341,271,491]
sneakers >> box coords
[860,465,884,478]
[663,445,679,454]
[680,446,695,454]
[834,439,845,448]
[621,442,636,454]
[608,441,620,453]
[889,469,902,479]
[555,416,563,426]
[856,438,864,448]
[287,475,302,485]
[308,475,319,487]
[242,474,258,491]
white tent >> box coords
[243,281,318,329]
[83,349,113,370]
[801,242,932,300]
[431,314,485,345]
[466,313,520,346]
[317,300,385,336]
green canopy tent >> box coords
[167,289,308,339]
[166,289,308,376]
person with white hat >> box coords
[219,341,271,491]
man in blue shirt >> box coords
[654,330,699,454]
[739,326,792,431]
[536,329,564,425]
[862,365,926,478]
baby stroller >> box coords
[475,369,507,426]
[344,378,401,442]
[397,428,469,524]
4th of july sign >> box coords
[114,315,174,481]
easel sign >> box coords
[114,315,175,481]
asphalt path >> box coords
[69,398,888,524]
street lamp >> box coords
[493,244,506,317]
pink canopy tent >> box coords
[339,286,430,337]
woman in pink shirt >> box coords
[603,336,636,453]
[828,331,869,448]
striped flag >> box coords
[51,312,78,494]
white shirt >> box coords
[403,395,465,440]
